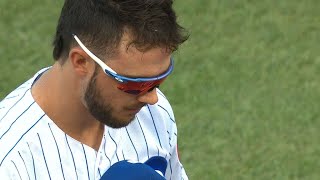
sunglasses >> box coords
[73,34,174,95]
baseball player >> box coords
[0,0,189,179]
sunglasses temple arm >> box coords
[73,34,117,74]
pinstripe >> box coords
[0,88,30,121]
[3,95,20,100]
[11,160,22,180]
[27,142,37,180]
[15,85,28,91]
[137,116,149,158]
[48,123,65,180]
[37,133,52,180]
[157,105,175,123]
[98,168,102,178]
[65,134,78,180]
[103,135,112,166]
[169,159,173,180]
[0,114,45,166]
[125,127,139,161]
[0,101,35,140]
[18,151,31,180]
[81,144,90,180]
[108,130,119,161]
[122,150,126,160]
[147,105,162,148]
[167,131,172,147]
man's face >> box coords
[82,35,172,128]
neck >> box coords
[31,63,104,151]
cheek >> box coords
[79,77,93,104]
[96,72,139,108]
[96,73,117,93]
[96,75,130,104]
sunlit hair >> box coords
[52,0,189,63]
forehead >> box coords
[105,34,172,78]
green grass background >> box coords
[1,0,320,179]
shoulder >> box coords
[0,68,52,168]
[138,89,176,129]
[0,113,48,167]
[132,88,178,147]
[0,67,50,119]
[155,89,174,117]
[154,89,175,120]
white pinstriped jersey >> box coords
[0,68,188,180]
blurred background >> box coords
[1,0,320,179]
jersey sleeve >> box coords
[154,89,189,179]
[158,102,188,178]
[165,124,189,180]
[0,144,36,180]
[0,165,11,180]
[0,160,24,180]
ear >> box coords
[68,47,95,76]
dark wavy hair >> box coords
[52,0,189,62]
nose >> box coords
[136,88,159,105]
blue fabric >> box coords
[144,156,167,176]
[101,156,167,180]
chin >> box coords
[102,115,136,129]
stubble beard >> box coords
[84,70,135,128]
